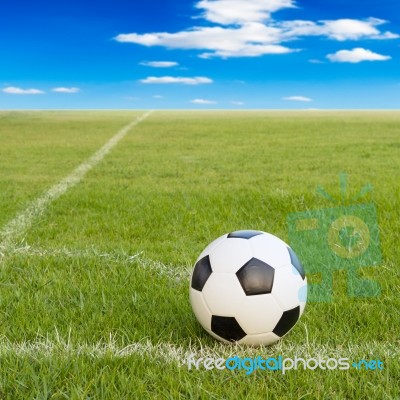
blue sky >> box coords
[1,0,399,109]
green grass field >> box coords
[0,110,399,399]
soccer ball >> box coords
[190,230,307,346]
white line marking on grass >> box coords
[0,111,153,254]
[6,244,191,281]
[1,244,397,362]
[0,336,188,364]
[0,336,398,363]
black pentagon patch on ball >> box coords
[287,247,306,280]
[211,316,246,342]
[228,230,263,239]
[273,306,300,337]
[191,256,212,291]
[236,258,275,295]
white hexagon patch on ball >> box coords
[189,230,307,346]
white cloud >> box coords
[140,61,178,68]
[191,98,217,104]
[231,100,244,105]
[117,23,294,59]
[321,18,394,41]
[281,18,399,41]
[2,86,44,95]
[200,43,293,58]
[140,76,213,85]
[52,87,80,93]
[116,0,399,59]
[327,48,391,63]
[195,0,296,25]
[283,96,313,102]
[153,95,164,98]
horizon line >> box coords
[1,108,400,112]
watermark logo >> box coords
[187,354,384,375]
[287,173,382,302]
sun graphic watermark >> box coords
[287,173,382,302]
